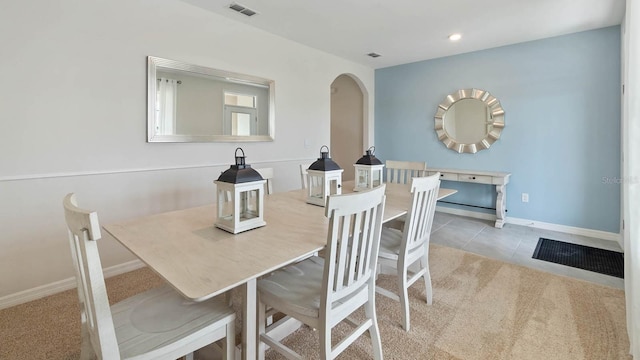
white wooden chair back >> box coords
[64,194,236,360]
[255,167,274,194]
[256,187,386,359]
[385,160,427,184]
[299,163,311,189]
[402,174,440,261]
[63,193,120,359]
[321,185,386,318]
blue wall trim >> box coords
[375,26,621,232]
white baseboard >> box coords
[0,259,145,310]
[435,206,621,242]
[506,217,621,242]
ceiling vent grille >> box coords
[367,53,381,58]
[229,3,258,17]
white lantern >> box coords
[307,145,344,207]
[214,148,266,234]
[354,146,384,191]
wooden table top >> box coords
[103,182,456,302]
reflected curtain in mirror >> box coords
[156,78,178,135]
[147,56,275,142]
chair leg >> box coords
[421,255,433,305]
[225,320,235,360]
[257,298,266,360]
[365,294,384,360]
[79,323,96,360]
[319,324,332,359]
[398,266,411,332]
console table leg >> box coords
[495,184,506,228]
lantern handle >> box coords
[367,146,375,155]
[320,145,329,154]
[234,147,246,166]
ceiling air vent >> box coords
[229,3,258,17]
[367,53,381,58]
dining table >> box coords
[103,180,457,360]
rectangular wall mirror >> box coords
[147,56,275,142]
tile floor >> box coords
[430,212,625,290]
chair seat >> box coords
[257,256,366,321]
[258,256,325,319]
[379,227,402,259]
[112,285,235,359]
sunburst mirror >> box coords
[434,88,505,154]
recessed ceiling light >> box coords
[449,33,462,42]
[367,52,381,58]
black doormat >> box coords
[532,238,624,278]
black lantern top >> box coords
[217,148,264,183]
[355,146,383,165]
[308,145,342,171]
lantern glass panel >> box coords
[240,189,260,220]
[309,176,324,200]
[219,190,234,221]
[357,169,369,188]
[372,170,381,187]
[329,179,339,196]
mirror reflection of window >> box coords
[232,112,251,136]
[225,93,256,107]
[224,92,257,136]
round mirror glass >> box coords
[434,88,505,154]
[443,99,489,144]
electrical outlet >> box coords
[304,139,310,148]
[521,193,529,203]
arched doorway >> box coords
[330,74,366,181]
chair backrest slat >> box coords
[385,160,427,184]
[353,211,368,281]
[321,186,386,308]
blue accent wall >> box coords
[375,26,621,233]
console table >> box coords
[425,168,511,228]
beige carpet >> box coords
[0,244,630,359]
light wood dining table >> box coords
[103,181,456,360]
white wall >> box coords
[0,0,374,303]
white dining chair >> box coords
[63,193,236,360]
[255,167,275,194]
[257,186,387,360]
[384,160,428,230]
[299,163,311,189]
[376,174,440,331]
[385,160,427,185]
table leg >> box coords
[242,278,257,360]
[495,184,506,228]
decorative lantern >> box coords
[214,148,266,234]
[306,145,344,207]
[353,146,384,191]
